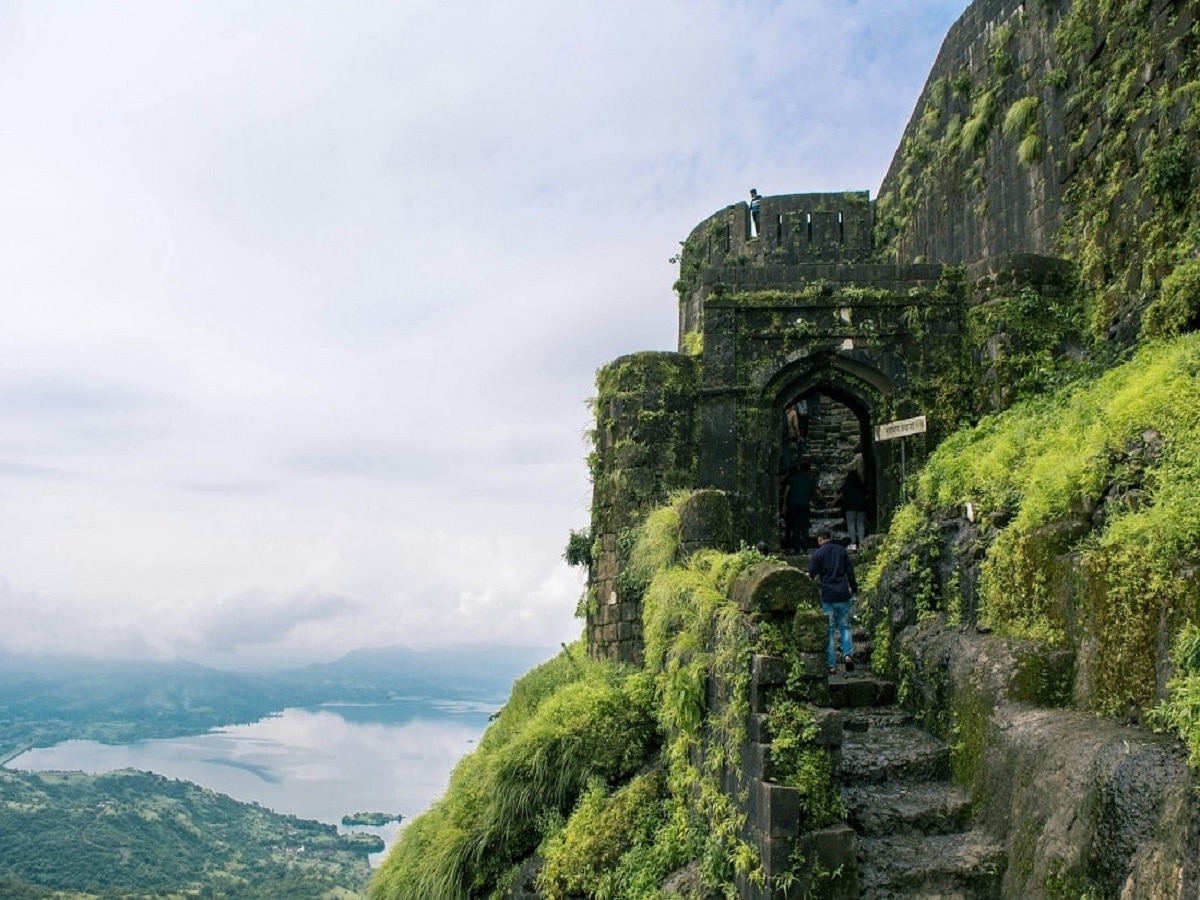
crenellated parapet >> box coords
[678,193,873,291]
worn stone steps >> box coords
[842,707,914,732]
[824,658,1003,898]
[855,831,1005,898]
[843,781,973,836]
[828,671,896,709]
[840,724,952,785]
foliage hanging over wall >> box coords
[374,491,843,899]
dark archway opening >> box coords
[778,383,875,551]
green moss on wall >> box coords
[949,682,991,793]
[867,334,1200,723]
[1053,0,1200,344]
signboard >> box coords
[875,415,927,442]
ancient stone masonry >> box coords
[588,352,700,663]
[571,0,1200,895]
[877,0,1200,345]
[587,188,1078,664]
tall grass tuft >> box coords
[1003,95,1039,136]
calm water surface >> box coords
[7,697,496,862]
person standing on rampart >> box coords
[808,530,857,674]
[749,188,761,237]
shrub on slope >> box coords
[868,334,1200,738]
[368,644,657,900]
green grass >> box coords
[368,645,657,900]
[1003,96,1039,137]
[868,334,1200,718]
[1149,623,1200,767]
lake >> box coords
[5,696,497,863]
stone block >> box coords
[796,824,858,899]
[811,708,844,747]
[595,551,617,582]
[619,601,640,622]
[731,563,817,614]
[617,621,635,641]
[748,712,771,743]
[796,651,829,679]
[806,680,830,707]
[794,608,828,652]
[677,489,733,554]
[745,741,774,781]
[758,830,799,878]
[829,677,880,709]
[752,654,789,686]
[751,781,802,839]
[749,679,774,715]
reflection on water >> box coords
[8,699,496,863]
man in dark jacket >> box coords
[807,530,858,673]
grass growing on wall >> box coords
[1150,624,1200,767]
[374,491,843,899]
[868,334,1200,720]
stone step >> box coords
[828,672,896,709]
[842,707,915,732]
[840,724,950,785]
[855,831,1005,898]
[843,781,973,836]
[860,891,978,900]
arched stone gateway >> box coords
[586,191,1076,663]
[763,356,897,547]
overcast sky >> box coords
[0,1,966,668]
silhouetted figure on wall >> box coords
[749,188,761,237]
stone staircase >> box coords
[830,664,1006,899]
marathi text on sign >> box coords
[875,415,927,442]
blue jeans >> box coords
[821,601,853,668]
[845,510,867,546]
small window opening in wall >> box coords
[838,211,844,243]
[775,214,783,242]
[806,212,813,243]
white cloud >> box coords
[0,0,965,666]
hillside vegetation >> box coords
[371,523,845,900]
[0,768,375,898]
[867,333,1200,747]
[370,0,1200,893]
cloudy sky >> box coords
[0,1,966,668]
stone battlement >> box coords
[683,192,874,269]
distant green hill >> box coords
[0,768,374,898]
[0,644,554,897]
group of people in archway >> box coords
[778,400,870,553]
